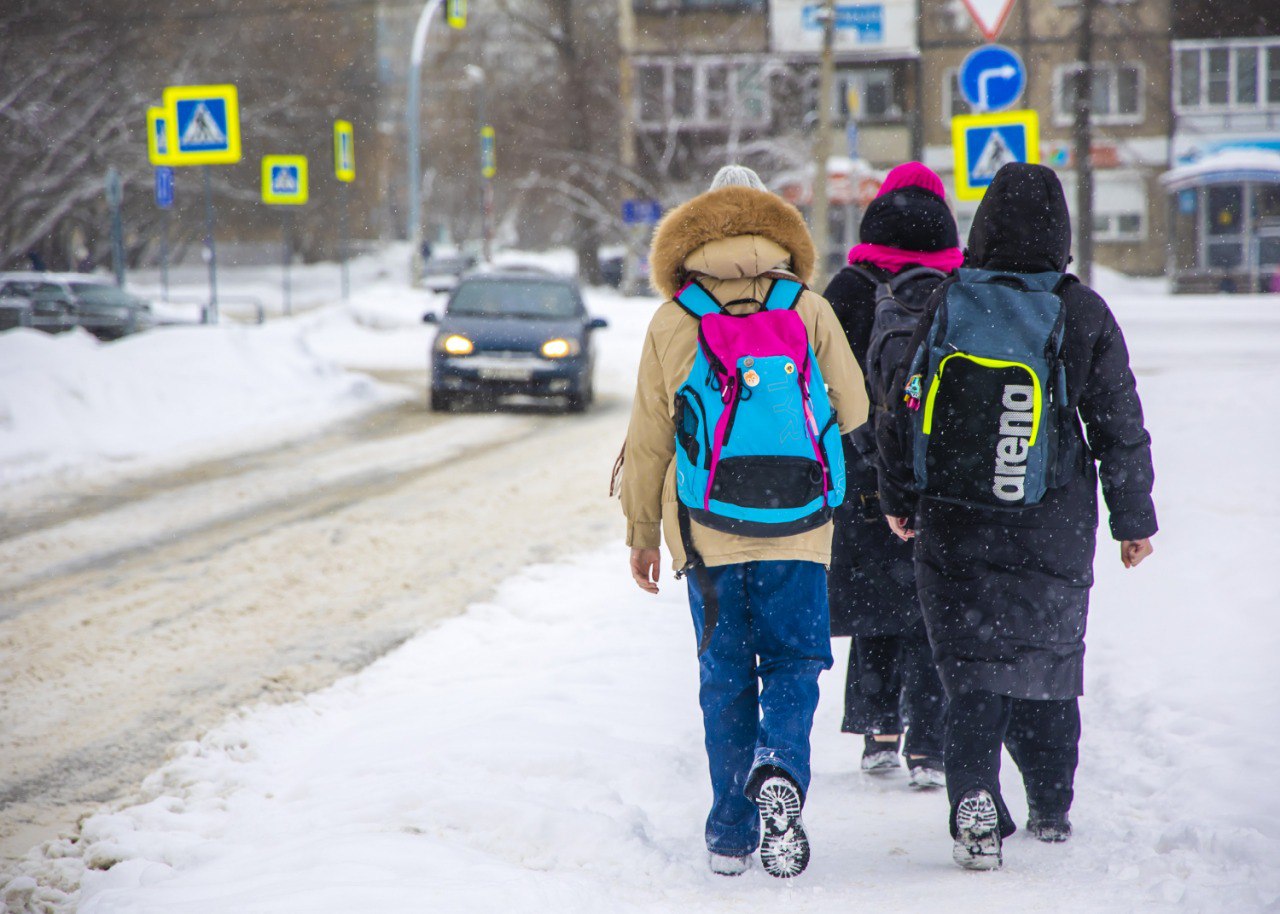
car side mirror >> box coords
[587,317,609,331]
[422,312,440,324]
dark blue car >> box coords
[424,270,607,412]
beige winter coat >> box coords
[621,186,868,571]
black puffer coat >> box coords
[824,179,956,637]
[877,164,1157,699]
[825,264,927,637]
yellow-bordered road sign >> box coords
[261,155,309,205]
[447,0,466,29]
[333,120,355,182]
[951,109,1039,201]
[146,106,177,166]
[163,84,242,166]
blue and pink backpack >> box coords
[672,274,846,541]
[672,275,846,652]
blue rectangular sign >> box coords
[623,199,662,225]
[801,4,883,42]
[154,166,174,209]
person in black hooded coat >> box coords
[822,163,961,783]
[876,163,1157,868]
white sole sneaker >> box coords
[952,789,1002,871]
[709,852,751,876]
[908,765,946,790]
[753,776,810,878]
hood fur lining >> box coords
[649,186,816,300]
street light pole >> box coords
[407,0,447,285]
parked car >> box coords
[0,274,153,340]
[423,270,607,412]
[0,280,77,334]
[422,253,477,293]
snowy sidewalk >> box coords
[6,287,1280,912]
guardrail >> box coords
[159,294,266,325]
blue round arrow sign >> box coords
[958,45,1025,113]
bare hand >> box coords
[1121,538,1153,569]
[630,548,661,594]
[886,515,915,542]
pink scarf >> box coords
[847,243,964,272]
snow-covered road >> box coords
[3,273,1279,912]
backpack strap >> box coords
[761,277,805,312]
[673,280,724,319]
[888,266,949,292]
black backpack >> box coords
[847,265,949,413]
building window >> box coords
[836,68,898,123]
[1175,39,1280,112]
[633,58,772,130]
[1053,63,1144,125]
[942,68,974,126]
[1093,212,1145,242]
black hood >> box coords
[965,164,1072,273]
[859,186,959,253]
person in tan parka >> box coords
[620,166,868,878]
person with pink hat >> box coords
[821,162,962,788]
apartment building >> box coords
[1161,2,1280,291]
[629,0,921,203]
[917,0,1174,276]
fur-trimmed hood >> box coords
[649,186,817,300]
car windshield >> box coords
[424,257,471,275]
[2,282,68,304]
[71,283,139,306]
[448,280,580,320]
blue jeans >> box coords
[686,560,833,856]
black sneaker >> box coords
[906,755,945,789]
[750,773,810,878]
[1027,809,1072,843]
[861,735,901,773]
[952,789,1002,870]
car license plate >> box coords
[478,366,533,382]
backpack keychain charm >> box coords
[904,374,923,411]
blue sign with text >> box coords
[801,4,883,43]
[623,199,662,225]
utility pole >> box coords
[811,0,836,288]
[618,0,643,295]
[406,0,448,285]
[1073,0,1096,285]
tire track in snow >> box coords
[0,395,630,865]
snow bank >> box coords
[0,322,396,487]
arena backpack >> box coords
[672,274,845,651]
[900,268,1072,510]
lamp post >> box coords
[406,0,447,284]
[465,64,492,264]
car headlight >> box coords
[439,334,474,356]
[541,338,579,359]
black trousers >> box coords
[944,690,1080,838]
[841,634,948,760]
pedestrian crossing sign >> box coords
[146,106,176,166]
[333,120,356,183]
[951,109,1039,201]
[162,84,241,166]
[261,155,309,205]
